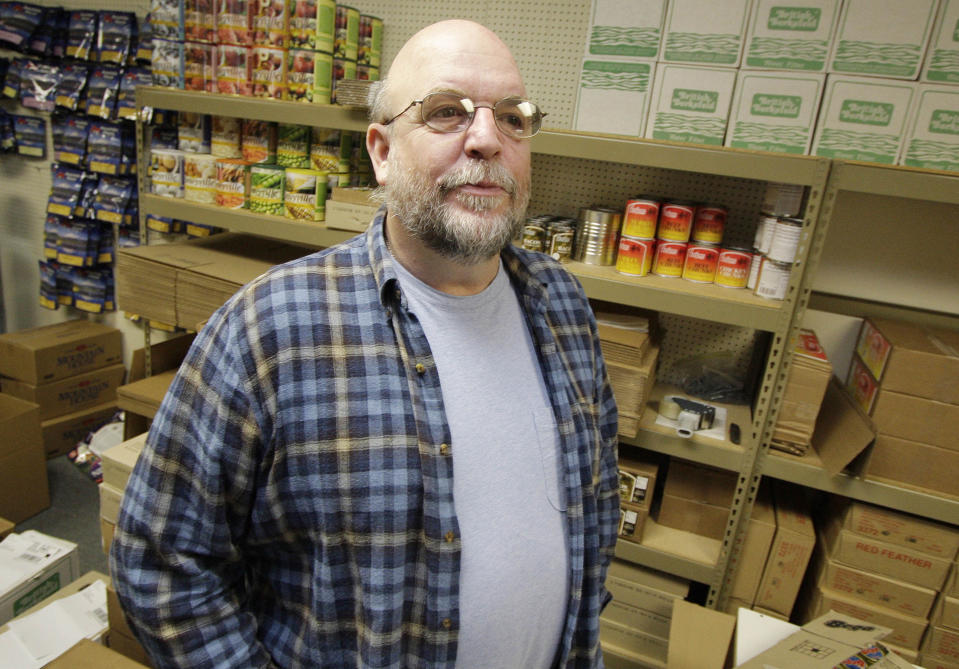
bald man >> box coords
[111,20,619,669]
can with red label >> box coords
[657,201,695,242]
[714,247,752,288]
[615,237,655,276]
[652,240,687,277]
[691,204,726,244]
[682,242,719,283]
[622,196,660,239]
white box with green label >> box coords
[811,75,917,164]
[742,0,842,72]
[575,57,656,136]
[726,70,825,154]
[922,0,959,84]
[659,0,753,68]
[829,0,939,80]
[585,0,668,60]
[901,84,959,172]
[0,531,79,625]
[645,64,737,146]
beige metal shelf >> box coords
[533,129,828,186]
[142,195,357,248]
[762,451,959,526]
[135,86,370,132]
[829,160,959,205]
[615,519,720,585]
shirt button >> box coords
[444,531,455,543]
[442,618,452,629]
[439,443,450,456]
[415,363,426,374]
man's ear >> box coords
[367,124,391,186]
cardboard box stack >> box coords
[846,318,959,499]
[0,319,124,460]
[600,559,689,667]
[770,329,833,456]
[592,304,659,438]
[657,459,737,541]
[98,432,147,556]
[924,564,959,668]
[0,394,50,523]
[616,450,659,544]
[804,499,959,655]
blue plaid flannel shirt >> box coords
[110,208,620,668]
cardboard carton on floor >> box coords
[0,319,122,385]
[585,0,667,60]
[574,57,656,137]
[860,433,959,500]
[1,363,125,421]
[829,0,939,80]
[100,432,148,490]
[811,75,916,164]
[901,84,959,173]
[0,394,50,523]
[923,0,959,84]
[0,530,79,625]
[725,70,826,155]
[854,317,959,405]
[837,498,959,560]
[742,0,842,72]
[40,401,118,460]
[645,64,737,146]
[659,0,752,68]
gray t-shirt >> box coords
[392,257,570,669]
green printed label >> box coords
[751,94,802,118]
[953,19,959,42]
[768,7,821,31]
[930,110,959,135]
[671,89,718,113]
[14,573,61,616]
[839,100,893,126]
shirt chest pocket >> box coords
[533,406,567,512]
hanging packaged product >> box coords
[215,158,252,209]
[47,165,88,217]
[277,124,310,168]
[184,41,216,93]
[0,2,44,48]
[27,6,63,58]
[13,115,45,157]
[184,0,215,43]
[178,112,211,153]
[66,10,98,60]
[2,58,22,99]
[287,48,316,103]
[210,115,242,158]
[92,176,136,224]
[216,44,252,96]
[253,0,288,47]
[152,38,184,89]
[116,68,152,120]
[54,64,89,112]
[52,116,91,165]
[75,172,100,217]
[241,119,278,163]
[150,0,184,40]
[151,148,185,198]
[217,0,254,45]
[19,60,59,112]
[85,65,122,119]
[73,267,114,313]
[88,120,135,175]
[249,164,286,215]
[183,153,217,204]
[96,11,135,65]
[284,168,327,221]
[55,218,101,267]
[133,17,153,63]
[251,46,287,99]
[38,261,58,310]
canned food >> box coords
[615,237,655,276]
[652,241,687,278]
[714,247,752,288]
[762,181,804,217]
[522,223,547,253]
[746,252,763,290]
[767,217,803,264]
[754,257,792,300]
[657,201,695,242]
[548,222,575,263]
[755,215,779,255]
[575,206,621,265]
[682,243,719,283]
[622,197,660,239]
[692,204,727,244]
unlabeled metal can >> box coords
[682,243,719,283]
[762,181,804,217]
[691,204,727,244]
[715,247,752,288]
[622,196,660,239]
[754,257,792,300]
[657,201,695,242]
[652,240,687,277]
[615,237,655,276]
[767,217,803,264]
[575,206,621,265]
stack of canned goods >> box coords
[748,182,806,300]
[521,214,579,263]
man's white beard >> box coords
[373,157,530,265]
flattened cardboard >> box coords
[810,377,876,476]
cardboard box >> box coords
[600,616,669,665]
[810,376,876,476]
[101,516,115,555]
[923,0,959,84]
[829,0,939,80]
[645,64,737,146]
[100,433,147,490]
[325,198,377,233]
[105,630,154,667]
[0,530,79,625]
[770,329,832,448]
[855,318,959,405]
[838,499,959,560]
[812,545,938,618]
[805,586,927,650]
[725,71,826,155]
[861,434,959,499]
[933,592,959,631]
[820,515,952,590]
[0,394,50,523]
[40,401,118,460]
[618,502,650,542]
[811,75,917,164]
[926,625,959,662]
[871,389,959,452]
[117,369,176,420]
[657,493,728,541]
[948,565,959,598]
[659,0,752,67]
[0,518,12,540]
[753,482,816,617]
[728,488,777,605]
[847,353,880,415]
[602,597,671,639]
[99,481,124,524]
[606,559,689,618]
[585,0,667,59]
[902,84,959,172]
[0,320,122,385]
[742,0,842,72]
[574,58,656,136]
[667,599,736,669]
[617,452,659,508]
[1,363,125,420]
[663,460,736,507]
[47,638,150,668]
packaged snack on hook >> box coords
[53,114,91,165]
[27,6,61,57]
[97,11,135,65]
[0,2,44,48]
[87,120,126,175]
[116,67,152,120]
[13,114,45,158]
[85,65,122,119]
[55,63,90,112]
[39,260,59,310]
[48,164,88,216]
[93,176,136,224]
[134,16,153,63]
[19,59,60,112]
[66,10,99,61]
[1,57,20,99]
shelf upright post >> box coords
[134,87,155,377]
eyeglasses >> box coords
[383,91,546,139]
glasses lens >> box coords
[420,93,472,132]
[494,98,542,138]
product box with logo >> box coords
[828,0,939,80]
[0,319,122,385]
[645,63,737,145]
[837,499,959,560]
[811,75,917,164]
[924,625,959,665]
[725,70,826,155]
[804,585,928,650]
[860,433,959,499]
[923,0,959,84]
[0,531,79,625]
[585,0,667,59]
[1,363,125,421]
[574,57,656,137]
[40,401,117,460]
[770,328,832,449]
[902,84,959,172]
[0,394,49,523]
[617,451,659,508]
[659,0,752,68]
[742,0,842,72]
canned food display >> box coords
[691,204,726,244]
[657,201,695,242]
[622,197,659,239]
[652,240,687,277]
[615,237,655,276]
[681,243,719,283]
[575,206,621,266]
[715,247,752,288]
